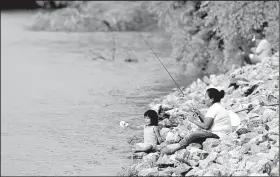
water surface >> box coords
[1,11,197,175]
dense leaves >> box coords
[148,1,279,74]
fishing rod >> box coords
[138,33,185,97]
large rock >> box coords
[267,146,279,163]
[187,143,202,149]
[143,153,160,164]
[156,154,175,167]
[270,165,280,176]
[161,103,174,111]
[165,132,181,143]
[247,133,269,145]
[160,128,171,140]
[262,109,278,123]
[269,127,279,135]
[242,153,272,174]
[236,127,250,136]
[216,151,231,165]
[185,167,205,176]
[173,149,188,162]
[231,170,249,176]
[187,147,209,160]
[202,138,221,152]
[239,132,259,145]
[250,144,268,154]
[198,152,218,168]
[131,152,147,159]
[267,117,279,129]
[138,167,159,176]
[159,167,174,176]
[173,163,192,176]
[134,161,156,173]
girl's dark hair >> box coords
[144,110,158,126]
[206,88,225,103]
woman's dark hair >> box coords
[206,88,225,103]
[144,110,158,126]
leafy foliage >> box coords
[148,1,279,74]
[30,1,158,32]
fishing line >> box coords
[138,33,185,97]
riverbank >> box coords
[121,52,279,176]
[29,1,158,32]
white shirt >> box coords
[205,103,232,138]
[255,39,272,58]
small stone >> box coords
[236,127,250,136]
[132,152,147,159]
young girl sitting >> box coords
[120,110,162,153]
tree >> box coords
[148,1,279,74]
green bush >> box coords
[30,1,158,32]
[148,1,279,74]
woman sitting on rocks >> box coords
[161,88,232,154]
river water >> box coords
[1,11,198,176]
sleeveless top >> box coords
[144,125,158,148]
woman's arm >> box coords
[193,109,205,122]
[126,124,144,130]
[196,110,205,122]
[154,126,163,144]
[189,116,214,130]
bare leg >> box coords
[133,143,153,153]
[249,54,262,64]
[161,131,219,155]
[160,143,182,155]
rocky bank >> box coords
[121,52,279,176]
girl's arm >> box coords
[154,126,163,144]
[126,123,144,130]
